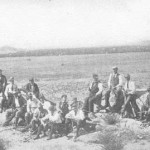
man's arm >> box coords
[108,74,112,89]
[96,83,103,95]
[4,85,9,98]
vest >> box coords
[111,73,120,87]
[90,81,100,95]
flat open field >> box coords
[0,52,150,150]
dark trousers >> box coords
[122,94,140,118]
[82,93,102,113]
[0,97,7,112]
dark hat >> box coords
[9,77,14,82]
[93,73,98,77]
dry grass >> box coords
[0,139,7,150]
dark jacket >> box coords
[25,83,39,98]
[0,75,7,93]
[11,95,27,111]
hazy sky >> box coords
[0,0,150,49]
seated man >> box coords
[22,103,48,133]
[25,78,40,99]
[25,93,39,126]
[140,86,150,121]
[3,90,26,127]
[34,104,62,140]
[105,66,123,109]
[121,74,140,118]
[59,94,69,119]
[5,77,18,108]
[82,74,103,118]
[65,98,86,139]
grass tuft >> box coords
[103,113,120,125]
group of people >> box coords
[0,66,150,141]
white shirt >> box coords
[15,97,20,108]
[5,83,18,98]
[27,98,39,113]
[65,110,85,120]
[124,81,136,94]
[41,110,62,124]
[89,82,103,95]
[108,73,123,88]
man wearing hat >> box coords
[0,69,7,113]
[34,104,62,140]
[25,78,40,99]
[140,86,150,121]
[0,69,7,94]
[4,77,18,108]
[121,74,140,118]
[82,73,103,118]
[3,90,26,127]
[104,66,123,108]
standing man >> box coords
[25,78,40,99]
[105,66,123,108]
[82,73,103,118]
[0,69,7,94]
[5,77,18,108]
[121,74,140,118]
[0,69,7,112]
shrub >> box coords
[0,139,6,150]
[98,130,124,150]
[103,113,120,125]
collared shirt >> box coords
[41,110,62,124]
[124,81,136,94]
[14,97,20,108]
[89,81,103,95]
[108,73,123,88]
[27,98,39,113]
[65,109,85,120]
[5,83,18,98]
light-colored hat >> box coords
[124,74,130,79]
[9,77,14,82]
[112,66,118,70]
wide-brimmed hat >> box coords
[112,66,118,70]
[9,77,14,82]
[124,74,130,79]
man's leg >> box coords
[47,123,55,140]
[104,90,111,108]
[1,98,6,113]
[140,105,147,120]
[65,118,72,136]
[130,95,140,118]
[25,112,32,126]
[89,94,102,113]
[34,124,44,140]
[3,109,16,126]
[82,97,90,115]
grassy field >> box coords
[0,51,150,150]
[0,52,150,101]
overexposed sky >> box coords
[0,0,150,49]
